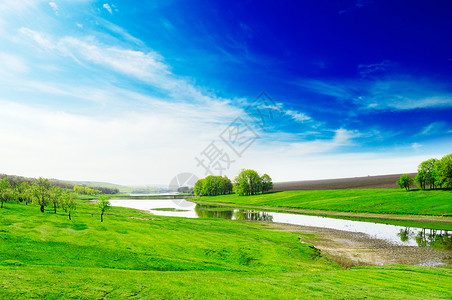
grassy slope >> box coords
[0,201,451,299]
[195,189,452,216]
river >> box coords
[109,199,451,250]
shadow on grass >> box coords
[406,188,452,192]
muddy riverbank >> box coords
[265,222,452,267]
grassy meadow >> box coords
[195,189,452,216]
[0,200,451,299]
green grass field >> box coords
[1,201,451,299]
[195,189,452,216]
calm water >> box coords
[109,199,451,249]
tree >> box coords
[397,174,414,191]
[32,177,52,213]
[194,178,205,196]
[261,174,273,193]
[440,153,452,188]
[0,178,14,208]
[73,186,85,194]
[233,169,262,196]
[50,187,63,214]
[416,159,437,189]
[204,175,220,196]
[433,160,444,189]
[17,182,33,205]
[221,176,233,195]
[62,192,77,220]
[97,195,111,222]
[194,176,233,196]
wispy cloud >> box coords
[419,122,446,136]
[298,77,452,111]
[0,0,41,14]
[18,28,228,106]
[365,79,452,110]
[48,2,58,15]
[411,143,422,150]
[285,110,311,123]
[339,0,374,14]
[0,89,241,184]
[103,3,112,14]
[282,128,361,155]
[297,79,358,100]
[0,52,29,74]
[99,19,144,46]
[19,27,56,50]
[358,60,394,78]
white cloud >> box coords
[365,80,452,110]
[0,52,28,74]
[298,79,357,100]
[18,29,229,106]
[0,97,240,185]
[6,21,443,186]
[0,0,41,14]
[103,3,112,14]
[232,146,444,183]
[48,2,58,14]
[411,143,422,150]
[358,60,394,78]
[285,110,311,123]
[257,128,361,158]
[298,78,452,111]
[100,19,143,46]
[419,122,446,136]
[19,27,55,50]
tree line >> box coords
[397,153,452,191]
[0,174,120,194]
[194,169,273,196]
[0,177,112,222]
[194,175,233,196]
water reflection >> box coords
[109,199,451,250]
[398,228,452,250]
[234,211,273,222]
[195,204,273,222]
[195,205,234,219]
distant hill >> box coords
[271,173,417,192]
[0,174,168,194]
[51,179,170,194]
[51,179,133,193]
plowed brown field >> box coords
[271,173,417,191]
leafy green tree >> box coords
[261,174,273,193]
[415,172,425,190]
[433,160,444,189]
[194,178,205,196]
[397,174,414,191]
[221,176,233,195]
[194,176,233,196]
[440,153,452,188]
[416,159,438,189]
[98,195,111,222]
[50,187,63,214]
[205,176,222,196]
[73,186,85,194]
[32,177,52,213]
[62,192,77,220]
[233,169,262,196]
[0,178,14,208]
[17,182,33,205]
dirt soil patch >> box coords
[271,173,416,191]
[264,222,452,267]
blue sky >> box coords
[0,0,451,185]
